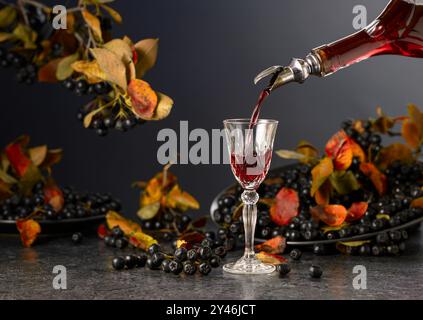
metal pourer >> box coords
[254,52,322,91]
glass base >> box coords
[223,256,275,275]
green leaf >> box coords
[0,6,17,28]
[56,52,80,81]
[0,168,18,184]
[137,202,160,220]
[275,150,306,161]
[376,214,390,220]
[329,170,360,195]
[12,24,37,49]
[338,240,371,247]
[321,222,349,233]
[134,38,159,78]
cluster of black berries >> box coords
[0,182,122,221]
[276,249,322,279]
[76,102,145,137]
[342,119,382,158]
[0,49,37,85]
[62,78,112,97]
[112,242,227,276]
[104,226,129,249]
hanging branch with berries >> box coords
[0,0,173,136]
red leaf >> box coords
[179,231,205,244]
[325,130,353,170]
[255,236,286,254]
[350,139,366,162]
[359,162,387,196]
[346,202,368,222]
[16,219,41,247]
[43,182,64,212]
[270,188,299,226]
[310,205,348,227]
[38,58,62,83]
[5,137,32,177]
[256,252,287,265]
[191,216,208,228]
[97,224,109,239]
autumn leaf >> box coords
[411,197,423,208]
[82,9,102,41]
[56,52,79,81]
[296,140,319,164]
[315,179,331,205]
[255,236,286,254]
[329,170,360,195]
[71,60,106,83]
[100,4,122,23]
[134,38,159,78]
[350,139,366,162]
[359,162,387,196]
[127,79,158,120]
[104,38,133,64]
[90,47,128,89]
[378,143,414,170]
[128,231,158,251]
[106,211,142,235]
[0,6,17,28]
[166,184,199,211]
[29,145,48,166]
[43,181,64,212]
[16,219,41,247]
[97,224,109,239]
[372,107,396,134]
[137,201,160,220]
[256,252,287,265]
[275,150,307,161]
[178,231,205,245]
[5,136,32,177]
[12,23,37,49]
[311,157,334,196]
[40,149,63,169]
[270,188,299,226]
[325,130,353,170]
[150,92,173,121]
[38,58,62,83]
[0,179,13,200]
[346,202,368,222]
[310,205,348,227]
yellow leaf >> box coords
[71,60,106,83]
[90,48,127,90]
[140,176,163,207]
[134,38,159,78]
[106,211,142,236]
[56,52,79,81]
[150,92,173,120]
[100,4,122,23]
[137,201,160,220]
[166,185,200,211]
[82,9,102,41]
[0,6,17,28]
[12,24,37,49]
[29,145,48,166]
[83,107,104,128]
[0,32,15,43]
[128,231,158,251]
[311,157,334,196]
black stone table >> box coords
[1,229,422,300]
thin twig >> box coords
[17,0,29,25]
[21,0,49,10]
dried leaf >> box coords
[12,23,37,49]
[339,240,371,247]
[16,219,41,247]
[346,202,368,222]
[270,188,299,226]
[0,169,17,184]
[256,252,287,265]
[376,214,390,220]
[372,108,396,134]
[150,92,173,121]
[100,4,122,23]
[191,216,208,228]
[411,197,423,208]
[38,58,62,83]
[82,9,102,41]
[329,170,360,195]
[106,211,142,235]
[43,181,64,212]
[310,205,348,227]
[0,179,13,200]
[359,162,387,196]
[29,145,48,166]
[71,60,106,83]
[378,143,414,170]
[5,136,32,177]
[311,157,334,196]
[350,139,366,162]
[325,130,352,171]
[129,231,158,251]
[127,79,158,119]
[0,32,15,42]
[137,201,160,220]
[0,6,17,28]
[56,52,79,81]
[276,150,306,161]
[178,231,205,244]
[407,104,423,138]
[40,149,63,169]
[166,185,200,211]
[296,140,319,164]
[176,240,188,249]
[255,236,286,254]
[315,179,331,206]
[83,107,104,128]
[90,48,127,89]
[321,222,349,233]
[134,38,159,78]
[104,39,132,63]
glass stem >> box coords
[241,190,259,260]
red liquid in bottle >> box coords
[316,0,423,75]
[230,150,273,189]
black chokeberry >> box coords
[313,244,326,255]
[124,255,136,269]
[199,246,212,260]
[115,238,128,249]
[209,256,221,268]
[161,259,171,273]
[169,260,183,275]
[289,248,302,260]
[134,253,147,267]
[174,247,187,262]
[148,243,161,255]
[183,261,197,275]
[276,263,291,276]
[187,249,197,261]
[112,256,125,270]
[111,226,124,238]
[71,232,82,244]
[214,246,227,258]
[309,265,323,278]
[199,262,212,275]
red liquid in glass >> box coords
[230,150,273,189]
[316,0,423,75]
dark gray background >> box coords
[0,0,422,218]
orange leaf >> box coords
[359,162,387,196]
[315,179,331,206]
[311,157,334,196]
[325,130,353,170]
[128,79,158,120]
[270,188,299,226]
[166,184,199,211]
[378,143,414,170]
[350,139,366,162]
[81,9,102,41]
[310,205,348,227]
[402,119,420,150]
[346,202,368,222]
[255,236,286,254]
[106,211,142,236]
[128,231,158,251]
[16,219,41,247]
[5,136,32,177]
[411,197,423,208]
[256,252,287,265]
[43,182,64,212]
[38,58,62,83]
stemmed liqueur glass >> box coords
[223,119,278,274]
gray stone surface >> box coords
[1,230,422,300]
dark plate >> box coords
[0,215,105,235]
[210,164,423,246]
